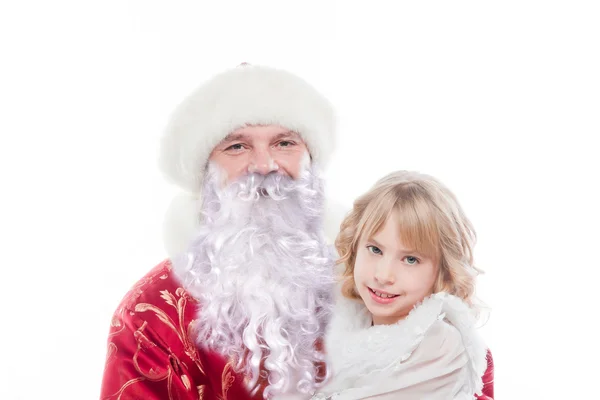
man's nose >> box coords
[248,148,279,175]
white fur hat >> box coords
[159,64,336,194]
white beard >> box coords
[172,163,336,398]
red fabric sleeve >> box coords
[100,306,201,400]
[475,349,494,400]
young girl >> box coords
[313,171,492,399]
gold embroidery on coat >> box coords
[104,377,146,400]
[198,384,206,398]
[135,288,206,375]
[222,362,235,400]
[181,374,192,391]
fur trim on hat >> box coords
[159,65,336,193]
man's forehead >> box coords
[221,130,302,143]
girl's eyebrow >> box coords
[367,238,385,250]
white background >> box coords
[1,1,599,398]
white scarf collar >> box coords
[323,291,488,395]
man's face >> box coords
[208,125,310,183]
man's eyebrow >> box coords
[220,133,246,143]
[221,131,300,143]
[272,131,300,140]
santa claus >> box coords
[100,64,338,400]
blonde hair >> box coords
[335,170,481,307]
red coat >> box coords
[100,260,494,399]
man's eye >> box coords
[367,245,382,255]
[278,141,295,147]
[225,143,244,151]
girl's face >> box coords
[353,212,439,325]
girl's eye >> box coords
[405,256,419,265]
[367,245,382,255]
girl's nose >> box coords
[373,261,396,285]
